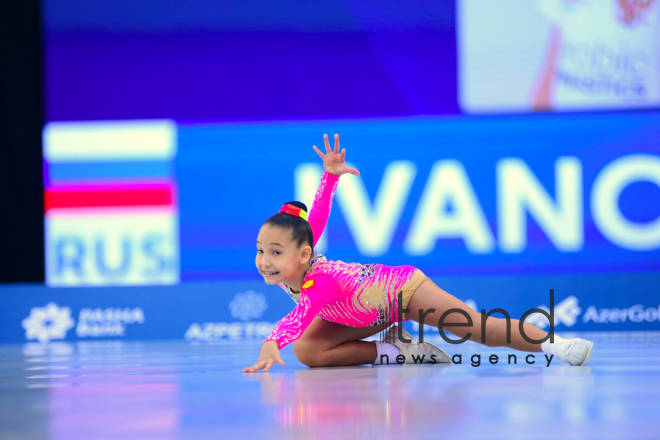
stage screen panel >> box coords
[42,0,660,287]
[458,0,660,113]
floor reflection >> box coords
[0,332,658,439]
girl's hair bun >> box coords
[284,201,308,213]
[263,201,313,249]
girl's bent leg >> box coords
[407,280,546,353]
[293,318,383,367]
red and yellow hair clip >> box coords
[279,204,308,221]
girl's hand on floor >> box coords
[242,341,285,373]
[313,134,360,177]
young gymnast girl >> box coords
[243,134,594,373]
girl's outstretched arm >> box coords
[307,172,339,247]
[308,134,359,247]
[242,273,341,372]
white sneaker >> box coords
[558,338,594,366]
[383,324,416,347]
[399,341,452,364]
[384,325,451,364]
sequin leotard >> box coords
[264,172,418,349]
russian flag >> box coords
[43,120,177,211]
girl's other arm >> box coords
[307,172,339,248]
[243,274,340,372]
[263,274,341,351]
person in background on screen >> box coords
[243,134,594,373]
[533,0,659,111]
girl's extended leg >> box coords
[293,318,383,367]
[407,279,546,352]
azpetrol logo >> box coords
[186,291,276,341]
[229,291,268,321]
[21,303,145,343]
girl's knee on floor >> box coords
[293,339,328,367]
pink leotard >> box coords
[265,172,417,349]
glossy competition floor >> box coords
[0,331,658,440]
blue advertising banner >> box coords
[2,272,659,345]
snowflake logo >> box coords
[228,291,268,321]
[21,302,75,344]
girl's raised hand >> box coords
[312,134,360,177]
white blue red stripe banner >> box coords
[43,120,180,286]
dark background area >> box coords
[0,0,44,282]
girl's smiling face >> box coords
[256,224,312,290]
